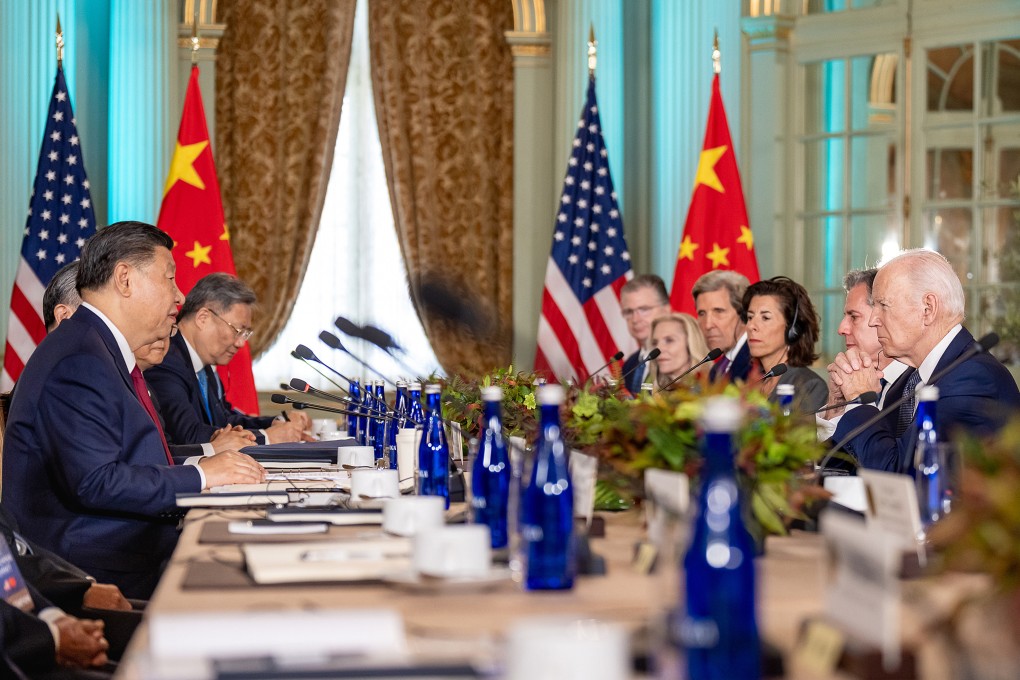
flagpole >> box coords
[713,29,720,74]
[55,14,64,67]
[587,24,596,76]
[190,3,200,64]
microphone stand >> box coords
[656,348,723,393]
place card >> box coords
[858,469,923,550]
[793,619,845,677]
[820,509,902,671]
[569,449,599,524]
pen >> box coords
[281,410,290,421]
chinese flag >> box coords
[669,73,760,314]
[157,65,259,415]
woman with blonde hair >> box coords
[648,313,711,390]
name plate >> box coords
[569,449,599,524]
[858,469,923,550]
[0,540,34,612]
[820,509,901,668]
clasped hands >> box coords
[825,347,883,417]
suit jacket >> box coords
[770,366,828,414]
[833,327,1020,473]
[146,386,205,462]
[709,342,752,384]
[1,596,56,678]
[622,351,645,393]
[1,307,201,599]
[144,333,274,446]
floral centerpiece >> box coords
[440,368,827,538]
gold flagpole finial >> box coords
[712,29,721,75]
[587,23,597,76]
[55,13,64,66]
[190,3,200,64]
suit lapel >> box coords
[75,307,135,393]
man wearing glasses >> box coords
[619,275,672,393]
[146,273,311,445]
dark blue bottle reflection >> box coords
[471,386,510,550]
[417,384,450,508]
[522,384,574,590]
[914,385,942,529]
[682,396,759,680]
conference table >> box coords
[114,498,995,679]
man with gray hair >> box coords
[831,249,1020,473]
[692,270,752,383]
[145,272,311,446]
[42,261,82,332]
[817,268,908,441]
[619,274,672,392]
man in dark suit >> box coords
[145,273,310,446]
[692,270,752,383]
[619,275,672,393]
[2,222,266,598]
[831,249,1020,473]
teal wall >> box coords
[0,0,175,349]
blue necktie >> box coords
[196,368,214,423]
[895,370,921,437]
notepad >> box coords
[228,520,330,535]
[176,491,290,508]
[266,506,383,526]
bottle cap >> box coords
[917,385,939,401]
[410,382,422,390]
[776,384,795,396]
[396,380,407,388]
[481,386,503,401]
[537,383,565,405]
[424,384,441,395]
[700,396,743,432]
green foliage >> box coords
[929,417,1020,594]
[440,368,826,536]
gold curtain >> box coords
[369,0,515,377]
[215,0,357,357]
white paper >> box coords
[823,476,868,513]
[568,449,599,524]
[858,469,923,549]
[242,538,411,584]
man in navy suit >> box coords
[692,270,752,383]
[145,272,310,446]
[831,249,1020,473]
[619,275,672,393]
[2,222,266,598]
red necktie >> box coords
[131,366,174,466]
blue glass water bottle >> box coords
[417,384,450,508]
[361,380,375,447]
[682,396,759,679]
[522,384,574,590]
[472,386,510,550]
[407,381,425,428]
[394,380,409,427]
[373,381,388,464]
[347,380,362,439]
[914,385,942,529]
[776,383,795,417]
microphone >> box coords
[812,390,878,414]
[335,319,419,377]
[656,348,724,393]
[759,363,788,382]
[820,332,1000,472]
[289,378,354,406]
[272,393,397,421]
[291,349,350,393]
[620,348,661,387]
[319,331,396,388]
[334,315,363,338]
[585,351,625,384]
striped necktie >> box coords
[895,370,922,437]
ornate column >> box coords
[740,2,798,279]
[107,0,176,223]
[506,0,553,370]
[175,0,223,146]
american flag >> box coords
[1,66,96,390]
[534,75,636,381]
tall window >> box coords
[800,53,901,358]
[252,0,440,391]
[922,40,1020,361]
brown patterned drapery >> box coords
[215,0,356,356]
[369,0,515,377]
